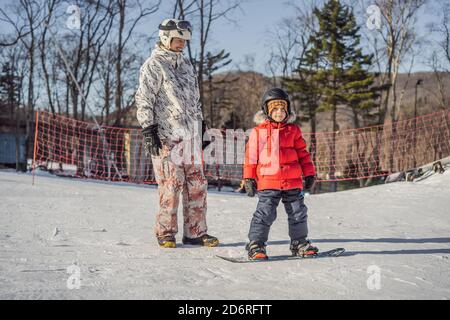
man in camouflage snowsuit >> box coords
[135,19,218,248]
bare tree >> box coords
[363,0,427,123]
[265,0,320,83]
[39,0,60,115]
[427,1,450,109]
[425,51,449,109]
[357,0,426,174]
[94,43,116,124]
[52,0,116,120]
[266,52,279,87]
[0,42,25,170]
[431,1,450,65]
[265,17,300,81]
[395,50,417,116]
[113,0,160,125]
[0,1,46,169]
[276,0,321,178]
[0,5,34,47]
[173,0,242,114]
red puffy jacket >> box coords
[243,111,315,191]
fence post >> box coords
[32,110,39,186]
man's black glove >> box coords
[244,178,257,197]
[202,120,211,150]
[304,175,315,192]
[142,124,162,157]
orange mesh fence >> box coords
[33,109,450,184]
[33,112,152,183]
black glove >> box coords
[244,178,257,197]
[202,120,211,150]
[142,124,162,157]
[304,175,315,192]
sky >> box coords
[135,0,294,74]
[0,0,443,75]
[135,0,441,75]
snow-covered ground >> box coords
[1,168,449,300]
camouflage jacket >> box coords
[135,44,203,140]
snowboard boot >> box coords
[246,241,268,260]
[182,234,219,247]
[157,235,176,248]
[290,239,319,257]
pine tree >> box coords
[311,0,378,126]
[284,53,322,168]
[340,28,379,129]
[290,0,378,191]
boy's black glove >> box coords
[202,120,211,150]
[304,175,315,191]
[244,178,257,197]
[142,124,162,157]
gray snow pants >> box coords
[248,189,308,243]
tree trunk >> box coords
[65,74,70,116]
[115,0,125,126]
[330,103,338,192]
[208,74,213,127]
[25,35,35,173]
[198,0,205,117]
[104,69,111,125]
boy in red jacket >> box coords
[243,88,318,260]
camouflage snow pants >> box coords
[151,141,208,239]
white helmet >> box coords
[158,19,192,49]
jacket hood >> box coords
[253,110,297,125]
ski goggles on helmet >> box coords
[159,20,192,33]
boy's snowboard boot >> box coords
[157,235,176,248]
[182,234,219,247]
[290,239,319,257]
[246,241,268,260]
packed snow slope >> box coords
[1,169,449,299]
